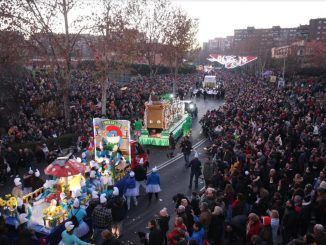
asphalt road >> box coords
[121,97,223,244]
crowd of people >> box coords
[1,70,200,145]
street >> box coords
[121,97,223,244]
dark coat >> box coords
[134,165,147,182]
[157,215,170,234]
[208,214,225,244]
[189,158,201,174]
[149,227,163,245]
[111,196,127,222]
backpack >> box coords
[70,208,80,228]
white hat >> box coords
[73,198,80,208]
[113,187,119,196]
[76,157,82,163]
[90,170,96,178]
[28,167,34,175]
[35,169,40,177]
[129,171,135,177]
[100,194,107,204]
[14,177,22,186]
[320,180,326,190]
[74,189,81,197]
[85,166,91,173]
[18,213,28,224]
[194,152,199,158]
[81,152,86,159]
[90,160,96,168]
[92,191,99,199]
[17,197,23,207]
[65,221,74,231]
[60,192,66,200]
[245,171,249,176]
[152,167,157,173]
[139,158,144,164]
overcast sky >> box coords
[172,0,326,44]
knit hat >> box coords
[14,177,22,186]
[18,213,28,224]
[245,170,249,176]
[76,157,82,163]
[262,216,271,226]
[72,189,81,198]
[92,191,99,199]
[28,167,34,175]
[17,197,23,207]
[100,194,107,204]
[213,206,223,215]
[35,169,40,177]
[65,221,74,231]
[90,170,96,178]
[152,166,157,173]
[73,198,79,208]
[112,187,119,196]
[129,171,135,177]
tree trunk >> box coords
[101,76,109,116]
[63,0,71,122]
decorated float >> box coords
[0,119,147,243]
[138,94,192,146]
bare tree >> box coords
[2,0,90,121]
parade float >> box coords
[138,94,192,146]
[93,118,132,180]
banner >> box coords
[208,54,257,69]
[93,118,131,164]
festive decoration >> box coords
[44,157,86,177]
[208,54,257,69]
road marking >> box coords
[148,138,208,173]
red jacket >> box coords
[168,223,187,245]
[247,221,263,241]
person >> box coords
[68,199,89,238]
[5,147,19,177]
[101,229,121,245]
[92,194,112,245]
[168,132,176,158]
[124,171,138,210]
[313,224,326,245]
[282,200,299,244]
[23,167,34,193]
[168,217,187,245]
[111,187,127,238]
[157,208,170,245]
[59,221,89,245]
[146,167,161,202]
[246,213,262,243]
[269,209,280,245]
[0,214,10,244]
[31,169,44,191]
[208,206,224,245]
[12,177,24,198]
[16,197,32,221]
[148,219,163,245]
[134,159,147,196]
[202,157,214,188]
[260,216,273,245]
[180,136,192,167]
[185,221,205,245]
[86,191,99,219]
[17,213,35,245]
[188,152,202,189]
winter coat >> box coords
[147,173,160,185]
[208,214,225,244]
[134,165,147,182]
[111,196,127,222]
[157,215,170,234]
[149,227,163,245]
[189,158,201,174]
